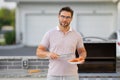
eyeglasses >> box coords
[60,15,71,19]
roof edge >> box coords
[4,0,119,3]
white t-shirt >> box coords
[40,27,84,76]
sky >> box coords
[0,0,16,9]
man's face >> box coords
[58,11,72,28]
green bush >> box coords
[0,8,15,30]
[0,41,5,45]
[0,38,5,45]
[4,30,15,45]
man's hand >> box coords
[47,53,59,59]
[68,57,85,64]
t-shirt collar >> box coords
[56,26,72,31]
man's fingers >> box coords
[50,53,59,59]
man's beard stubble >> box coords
[59,21,70,28]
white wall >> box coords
[77,13,114,38]
[16,2,117,46]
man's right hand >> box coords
[47,53,59,59]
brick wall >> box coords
[0,57,120,78]
[0,57,48,70]
[0,57,49,77]
[116,57,120,72]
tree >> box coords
[0,8,16,45]
[10,9,15,28]
[0,8,15,30]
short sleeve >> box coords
[40,32,50,49]
[76,33,84,48]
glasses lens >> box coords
[60,15,71,19]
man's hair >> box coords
[59,6,74,17]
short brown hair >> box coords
[59,6,74,18]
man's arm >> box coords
[36,45,59,59]
[77,47,87,60]
[36,45,49,58]
[68,47,87,63]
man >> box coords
[36,6,87,80]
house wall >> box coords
[16,2,117,46]
[13,1,120,57]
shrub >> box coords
[4,30,15,45]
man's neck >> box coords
[59,26,70,33]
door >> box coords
[77,13,114,38]
[26,14,58,46]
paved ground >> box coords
[0,78,119,80]
[0,78,46,80]
[0,73,120,80]
[0,45,37,56]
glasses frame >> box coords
[60,15,71,20]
